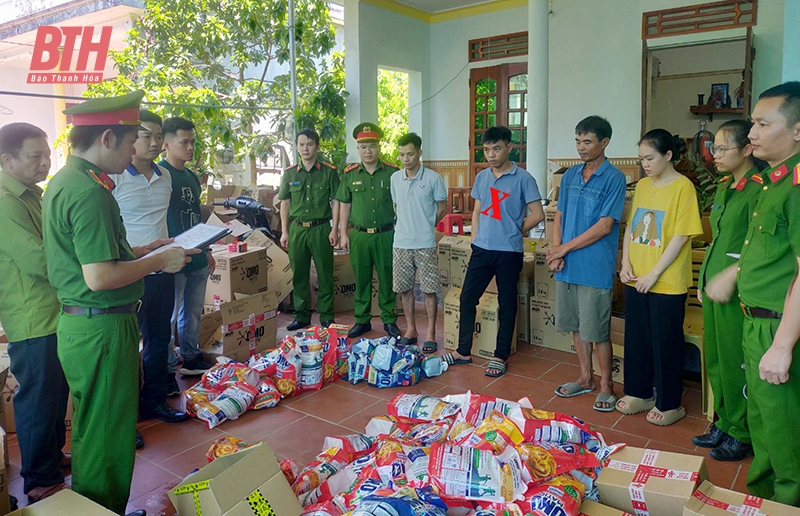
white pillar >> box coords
[783,0,800,82]
[343,0,379,161]
[526,0,549,198]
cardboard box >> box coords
[545,203,558,239]
[597,447,708,516]
[7,489,118,515]
[0,346,73,434]
[528,297,574,352]
[443,288,516,358]
[683,480,800,516]
[579,500,632,516]
[437,235,460,285]
[533,240,556,300]
[206,213,252,244]
[610,316,625,346]
[517,293,531,341]
[518,253,536,295]
[169,441,303,516]
[206,246,269,305]
[591,343,624,384]
[243,231,293,299]
[449,236,472,289]
[200,292,278,363]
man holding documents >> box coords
[113,110,188,423]
[42,91,199,514]
[160,116,214,378]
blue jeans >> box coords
[168,266,208,372]
[8,333,68,493]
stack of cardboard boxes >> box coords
[529,240,574,352]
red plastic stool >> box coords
[436,213,464,235]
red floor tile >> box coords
[262,416,355,466]
[504,351,560,380]
[537,347,581,366]
[616,411,710,450]
[339,400,390,434]
[695,446,744,492]
[541,393,624,430]
[137,419,225,463]
[126,481,179,516]
[480,375,557,409]
[222,405,306,443]
[129,458,180,501]
[434,362,500,392]
[284,384,383,424]
[538,362,583,386]
[732,464,750,493]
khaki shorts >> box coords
[555,281,612,343]
[393,247,438,294]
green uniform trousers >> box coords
[742,315,800,506]
[703,297,749,443]
[349,229,397,324]
[57,312,140,515]
[289,223,334,322]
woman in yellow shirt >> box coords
[616,129,703,426]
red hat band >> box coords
[70,107,141,126]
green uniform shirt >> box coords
[0,172,60,341]
[160,160,208,273]
[43,155,144,308]
[335,161,398,228]
[737,154,800,313]
[277,159,340,221]
[698,166,761,292]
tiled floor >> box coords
[6,305,751,515]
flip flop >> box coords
[485,359,507,377]
[422,341,438,354]
[646,406,686,426]
[594,393,618,412]
[554,382,595,398]
[442,352,472,365]
[399,337,418,346]
[615,395,656,415]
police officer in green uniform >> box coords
[336,123,401,339]
[42,91,199,515]
[693,120,762,461]
[279,128,340,330]
[735,82,800,505]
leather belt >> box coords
[740,302,782,319]
[292,219,329,228]
[351,224,394,234]
[63,301,140,316]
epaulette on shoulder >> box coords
[321,161,337,170]
[343,163,359,173]
[751,173,763,184]
[285,164,299,172]
[383,161,399,170]
[718,175,730,183]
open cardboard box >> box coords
[579,500,633,516]
[169,441,302,516]
[684,480,800,516]
[7,490,116,515]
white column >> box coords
[343,0,379,161]
[526,0,549,198]
[783,0,800,82]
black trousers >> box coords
[8,333,68,493]
[139,273,175,410]
[457,245,523,361]
[623,285,686,411]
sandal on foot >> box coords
[594,393,618,412]
[647,406,686,426]
[399,337,418,346]
[442,352,472,365]
[27,483,67,502]
[422,341,438,354]
[554,382,595,398]
[485,359,507,377]
[616,395,656,415]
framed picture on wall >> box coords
[710,83,729,108]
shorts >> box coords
[393,247,438,294]
[555,281,612,343]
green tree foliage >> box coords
[377,69,409,164]
[86,0,348,176]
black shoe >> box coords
[692,425,727,448]
[142,402,189,423]
[125,511,147,516]
[384,323,401,340]
[166,375,181,397]
[348,322,371,339]
[710,436,752,461]
[287,320,310,331]
[179,356,212,376]
[9,495,17,511]
[135,431,144,449]
[320,320,335,328]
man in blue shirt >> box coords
[443,126,544,377]
[391,133,447,353]
[546,116,626,411]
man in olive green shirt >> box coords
[278,128,340,330]
[336,123,400,339]
[736,82,800,505]
[0,123,68,503]
[42,91,199,516]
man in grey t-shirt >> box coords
[391,133,447,353]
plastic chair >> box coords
[436,214,464,235]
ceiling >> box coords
[392,0,495,14]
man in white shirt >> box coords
[113,110,188,424]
